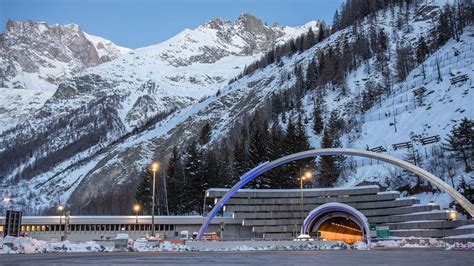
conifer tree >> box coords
[327,110,345,136]
[203,149,220,189]
[317,128,343,187]
[436,5,452,46]
[199,122,212,145]
[313,101,324,135]
[303,27,316,50]
[232,138,249,177]
[317,23,326,42]
[135,169,153,214]
[378,28,388,54]
[183,140,204,213]
[166,146,185,214]
[416,36,429,64]
[445,118,473,172]
[332,10,340,33]
[295,113,311,152]
[248,115,270,165]
[306,59,318,91]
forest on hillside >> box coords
[134,0,474,215]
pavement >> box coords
[0,249,473,265]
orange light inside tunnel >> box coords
[315,217,364,245]
[319,231,363,245]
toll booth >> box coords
[4,210,23,237]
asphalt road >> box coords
[0,249,473,265]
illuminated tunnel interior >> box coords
[311,216,364,245]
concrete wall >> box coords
[207,187,473,240]
[24,224,252,242]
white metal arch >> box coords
[197,148,474,240]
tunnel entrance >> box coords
[303,203,370,245]
[310,216,363,245]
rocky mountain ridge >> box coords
[0,20,131,132]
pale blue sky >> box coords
[0,0,344,48]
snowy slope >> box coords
[83,32,131,60]
[338,34,473,207]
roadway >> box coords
[0,249,472,265]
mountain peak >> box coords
[203,17,228,30]
[6,19,15,31]
[238,12,260,22]
[203,13,266,31]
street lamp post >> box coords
[151,162,160,237]
[133,204,140,224]
[57,205,64,225]
[300,171,312,234]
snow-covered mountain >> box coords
[0,14,321,213]
[0,20,131,132]
[78,14,319,129]
[0,1,471,215]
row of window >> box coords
[16,224,175,232]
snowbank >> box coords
[0,236,110,254]
[1,237,472,254]
[185,240,349,251]
[131,240,194,252]
[374,237,474,250]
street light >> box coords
[151,161,160,237]
[57,205,64,224]
[133,204,140,224]
[3,197,12,213]
[3,197,12,210]
[300,171,312,234]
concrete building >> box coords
[0,216,251,242]
[2,186,472,243]
[206,185,474,242]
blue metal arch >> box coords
[197,148,474,240]
[303,202,371,246]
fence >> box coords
[360,42,473,124]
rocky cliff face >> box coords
[0,20,129,85]
[0,14,320,214]
[0,20,131,132]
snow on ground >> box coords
[374,237,474,250]
[1,236,472,254]
[411,192,454,210]
[185,240,349,252]
[0,237,191,254]
[0,236,111,254]
[131,240,193,252]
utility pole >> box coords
[151,162,159,238]
[64,211,70,241]
[299,170,312,235]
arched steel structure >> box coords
[197,148,474,240]
[303,202,371,246]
